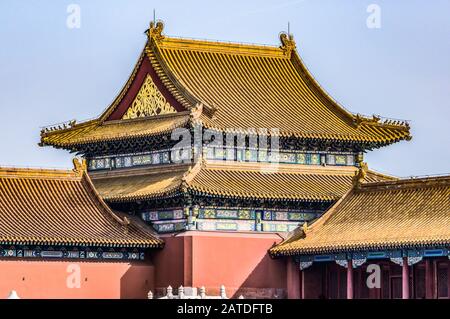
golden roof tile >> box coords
[91,164,188,202]
[150,25,410,143]
[0,164,163,248]
[40,112,189,148]
[91,161,392,203]
[270,175,450,256]
[40,23,411,149]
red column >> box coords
[286,258,300,299]
[402,257,410,299]
[347,260,353,299]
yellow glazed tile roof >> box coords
[40,112,189,148]
[270,175,450,256]
[40,23,411,149]
[91,165,188,202]
[90,161,393,203]
[154,36,410,143]
[0,164,162,248]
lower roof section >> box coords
[270,175,450,256]
[90,160,393,203]
[40,112,190,148]
[0,165,162,248]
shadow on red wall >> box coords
[151,231,286,299]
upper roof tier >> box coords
[270,175,450,256]
[40,21,411,150]
[0,161,162,248]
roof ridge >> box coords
[40,118,98,139]
[89,163,191,180]
[159,35,285,56]
[72,158,136,227]
[366,168,398,181]
[360,174,450,190]
[103,110,190,125]
[0,167,76,179]
[81,169,132,227]
[99,47,147,122]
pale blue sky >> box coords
[0,0,448,177]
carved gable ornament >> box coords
[122,74,176,119]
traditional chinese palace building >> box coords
[1,21,447,299]
[271,175,450,299]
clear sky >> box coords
[0,0,448,177]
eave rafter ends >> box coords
[39,20,411,150]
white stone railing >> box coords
[6,290,20,299]
[148,285,241,299]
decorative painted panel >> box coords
[293,249,450,270]
[346,154,355,165]
[124,156,132,167]
[122,74,177,119]
[296,153,306,164]
[196,220,255,232]
[215,222,238,231]
[310,154,321,165]
[214,148,225,160]
[245,149,258,162]
[132,154,152,166]
[326,154,335,165]
[216,209,239,219]
[0,246,145,260]
[142,209,184,221]
[258,150,268,162]
[335,155,347,165]
[262,210,319,221]
[274,211,288,220]
[153,221,186,233]
[88,148,357,171]
[279,152,296,164]
[198,208,264,220]
[262,222,300,232]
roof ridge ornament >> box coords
[190,102,203,121]
[190,101,218,120]
[279,32,296,58]
[301,221,308,234]
[147,20,165,43]
[354,113,380,127]
[72,158,87,176]
[353,162,369,187]
[181,155,204,189]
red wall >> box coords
[0,259,155,299]
[286,258,301,299]
[151,231,286,298]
